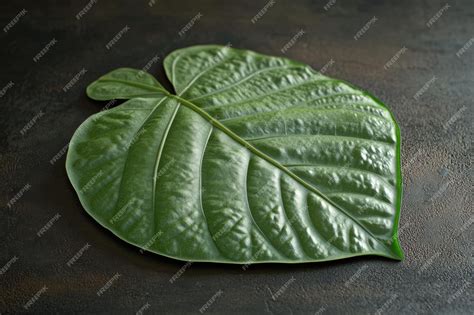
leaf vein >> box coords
[152,101,180,234]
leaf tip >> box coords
[388,237,405,261]
[85,82,97,99]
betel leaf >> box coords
[66,45,404,264]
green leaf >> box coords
[86,67,168,100]
[67,45,403,263]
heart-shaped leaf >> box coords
[67,45,403,263]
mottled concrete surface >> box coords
[0,0,472,314]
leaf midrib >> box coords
[167,93,392,253]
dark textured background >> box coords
[0,0,472,314]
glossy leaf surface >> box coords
[67,45,403,263]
